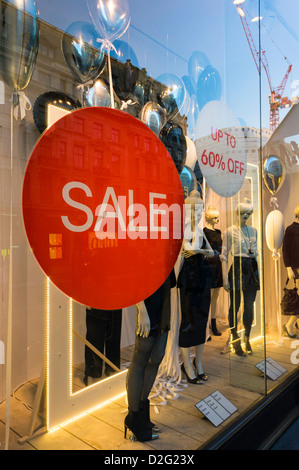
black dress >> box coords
[203,227,223,288]
[178,239,212,347]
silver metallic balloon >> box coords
[140,101,166,136]
[263,154,286,196]
[156,73,186,119]
[0,0,39,90]
[180,166,198,198]
[86,0,130,43]
[62,21,106,85]
[86,78,111,107]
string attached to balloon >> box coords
[269,196,279,210]
[11,91,32,120]
[96,39,120,109]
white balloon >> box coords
[185,136,197,170]
[265,210,284,251]
[195,100,247,198]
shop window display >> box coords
[0,0,298,450]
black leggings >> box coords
[126,332,168,412]
[229,287,257,337]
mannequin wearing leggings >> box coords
[222,198,259,356]
[125,270,176,442]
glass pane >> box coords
[262,0,299,392]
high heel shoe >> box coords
[244,336,252,355]
[124,410,159,442]
[211,318,222,336]
[181,363,202,384]
[140,399,160,433]
[283,324,297,339]
[192,359,208,381]
[232,337,246,356]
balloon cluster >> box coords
[2,0,198,193]
[183,51,222,139]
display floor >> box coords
[0,323,298,450]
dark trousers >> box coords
[228,287,257,337]
[85,308,122,378]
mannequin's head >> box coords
[185,190,204,227]
[205,205,220,225]
[235,198,253,224]
[295,204,299,221]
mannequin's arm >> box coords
[287,266,296,280]
[182,230,214,258]
[220,230,230,291]
[221,259,230,291]
[136,301,150,338]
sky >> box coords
[35,0,299,133]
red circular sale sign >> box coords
[22,107,184,309]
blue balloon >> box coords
[110,40,139,68]
[187,94,199,138]
[196,65,222,110]
[182,75,195,98]
[188,51,210,89]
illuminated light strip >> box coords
[46,277,50,431]
[69,298,73,395]
[47,390,127,433]
[72,369,127,397]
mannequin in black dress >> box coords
[125,270,176,441]
[178,190,214,383]
[282,203,299,338]
[204,205,223,336]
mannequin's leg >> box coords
[243,288,257,354]
[126,335,155,412]
[180,347,197,380]
[210,288,221,335]
[285,315,299,336]
[140,332,168,401]
[194,343,205,375]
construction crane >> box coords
[235,2,292,132]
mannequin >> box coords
[222,198,259,356]
[282,204,299,338]
[178,190,214,383]
[204,205,223,336]
[125,270,176,442]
